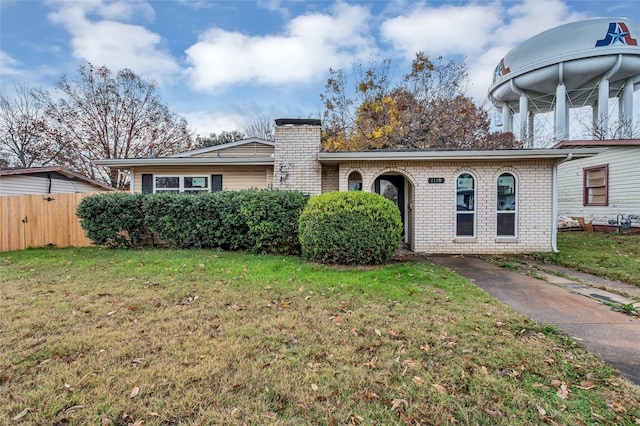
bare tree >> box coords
[42,63,193,189]
[196,130,246,148]
[244,113,275,140]
[0,85,67,168]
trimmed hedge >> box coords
[77,190,309,254]
[298,191,403,265]
[76,192,151,248]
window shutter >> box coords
[142,174,153,194]
[211,174,223,192]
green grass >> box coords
[534,232,640,286]
[1,247,639,425]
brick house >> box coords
[96,119,603,254]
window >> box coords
[583,165,608,206]
[456,173,475,237]
[497,173,516,237]
[154,176,209,193]
[348,171,362,191]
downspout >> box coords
[552,153,572,252]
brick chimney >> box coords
[273,118,322,195]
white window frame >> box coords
[153,175,210,194]
[496,172,518,238]
[455,172,476,238]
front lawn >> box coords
[535,232,640,286]
[1,248,639,424]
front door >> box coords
[374,175,405,237]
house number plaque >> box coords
[428,177,445,184]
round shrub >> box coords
[298,191,403,265]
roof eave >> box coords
[318,148,606,163]
[94,157,275,169]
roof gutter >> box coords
[552,153,572,253]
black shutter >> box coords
[142,174,153,194]
[211,174,223,192]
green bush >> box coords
[77,190,308,254]
[76,192,151,248]
[298,191,403,265]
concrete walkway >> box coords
[426,255,640,385]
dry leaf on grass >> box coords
[556,383,569,399]
[130,386,140,398]
[264,412,277,420]
[432,383,447,394]
[64,405,84,414]
[576,380,595,390]
[391,399,408,412]
[12,408,28,420]
[412,376,424,386]
[311,383,319,391]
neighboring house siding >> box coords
[557,147,640,227]
[132,166,273,193]
[192,142,275,158]
[0,174,108,195]
[337,159,554,254]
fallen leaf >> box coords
[101,415,113,426]
[391,399,408,412]
[536,405,546,416]
[12,408,29,420]
[264,412,277,420]
[482,408,503,418]
[432,383,447,394]
[64,405,85,414]
[130,386,140,398]
[556,383,569,399]
[107,311,116,316]
[550,379,563,387]
[311,383,319,391]
[374,329,381,336]
[577,380,595,390]
[420,344,429,353]
[128,305,139,311]
[130,421,145,426]
[412,376,424,386]
[590,408,606,422]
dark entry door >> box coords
[374,175,405,229]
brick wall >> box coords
[273,124,322,195]
[337,159,554,254]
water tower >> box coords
[488,18,640,146]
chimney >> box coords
[272,119,322,195]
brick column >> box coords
[273,118,322,195]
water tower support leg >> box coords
[502,104,513,133]
[598,77,609,139]
[555,83,568,142]
[620,79,634,139]
[519,94,528,146]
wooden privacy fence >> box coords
[1,192,101,252]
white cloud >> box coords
[0,51,22,76]
[182,110,249,137]
[381,3,502,57]
[185,2,376,91]
[46,0,177,82]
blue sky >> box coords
[1,0,638,137]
